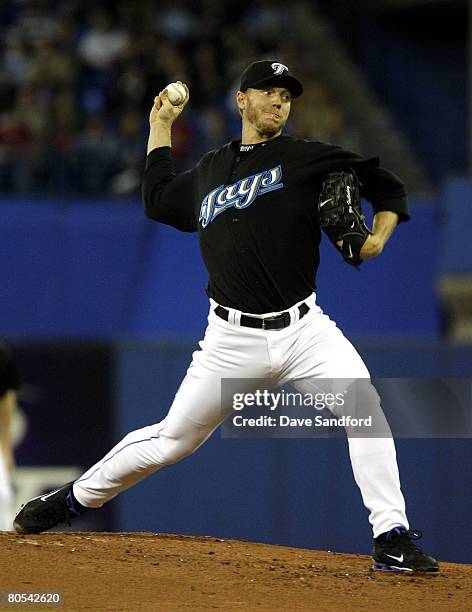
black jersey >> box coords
[0,343,18,398]
[142,135,409,313]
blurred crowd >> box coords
[0,0,356,197]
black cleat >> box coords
[372,526,439,573]
[14,482,87,534]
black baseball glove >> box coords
[317,169,372,266]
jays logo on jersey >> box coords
[199,165,284,228]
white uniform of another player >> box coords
[0,448,14,530]
[0,344,18,531]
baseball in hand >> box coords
[165,82,186,105]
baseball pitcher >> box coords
[14,61,438,573]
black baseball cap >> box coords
[239,60,303,98]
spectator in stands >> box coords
[3,34,31,85]
[110,61,148,114]
[192,42,225,107]
[77,9,129,72]
[197,107,230,156]
[7,85,48,192]
[290,80,363,152]
[26,36,76,89]
[157,2,197,42]
[0,0,316,195]
[46,86,79,194]
[71,114,118,193]
[110,110,146,195]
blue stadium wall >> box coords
[0,197,440,338]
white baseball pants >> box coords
[0,450,14,531]
[74,293,408,538]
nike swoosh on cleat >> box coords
[386,553,404,563]
[320,199,332,207]
[40,488,61,502]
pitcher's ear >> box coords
[236,90,246,112]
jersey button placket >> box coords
[229,155,245,255]
[231,157,240,178]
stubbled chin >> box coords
[258,122,282,137]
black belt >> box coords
[214,302,310,330]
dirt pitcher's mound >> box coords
[0,532,470,611]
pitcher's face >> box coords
[238,86,291,138]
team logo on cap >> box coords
[271,62,288,75]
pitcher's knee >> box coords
[120,423,164,446]
[154,433,206,466]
